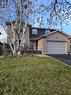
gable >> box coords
[46,32,69,41]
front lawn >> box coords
[0,56,71,95]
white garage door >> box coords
[46,41,67,54]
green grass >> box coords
[0,56,71,95]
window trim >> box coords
[32,29,37,34]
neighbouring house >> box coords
[68,37,71,50]
[0,42,3,55]
[30,27,71,54]
[70,42,71,50]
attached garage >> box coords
[37,31,71,54]
[46,41,67,54]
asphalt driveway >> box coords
[49,54,71,66]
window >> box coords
[30,41,36,50]
[45,30,50,34]
[32,29,37,34]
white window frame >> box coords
[45,30,50,34]
[32,29,37,34]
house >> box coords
[6,20,30,49]
[5,21,71,54]
[30,27,71,54]
[30,27,56,50]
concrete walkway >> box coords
[0,56,4,58]
[34,54,49,57]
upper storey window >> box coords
[45,30,50,34]
[32,29,37,34]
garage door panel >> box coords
[46,42,66,54]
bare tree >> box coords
[0,0,71,56]
[30,0,71,28]
[0,0,31,56]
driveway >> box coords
[49,54,71,66]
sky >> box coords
[62,22,71,34]
[29,0,71,35]
[0,0,71,43]
[31,16,71,35]
[0,25,7,43]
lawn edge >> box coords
[52,57,71,68]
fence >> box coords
[0,49,42,57]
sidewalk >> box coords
[0,56,4,58]
[34,54,49,57]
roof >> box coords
[36,30,71,40]
[32,27,57,31]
